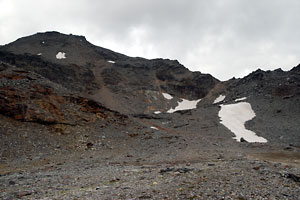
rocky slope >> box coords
[0,32,300,199]
[0,62,129,126]
[205,66,300,146]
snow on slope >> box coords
[167,99,201,113]
[162,93,173,100]
[219,102,267,143]
[56,52,66,59]
[213,95,226,104]
[154,93,200,114]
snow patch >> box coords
[213,95,226,104]
[56,52,66,59]
[107,60,115,64]
[162,93,173,100]
[218,102,267,143]
[150,126,159,130]
[37,53,42,56]
[167,99,201,113]
[154,111,161,114]
[235,97,247,102]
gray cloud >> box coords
[1,0,300,80]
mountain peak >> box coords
[1,31,126,66]
[0,31,219,114]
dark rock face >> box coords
[291,63,300,72]
[228,68,300,98]
[103,58,218,99]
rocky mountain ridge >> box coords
[0,31,218,116]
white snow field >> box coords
[37,53,42,56]
[167,99,201,113]
[219,102,267,143]
[213,95,226,104]
[56,52,66,59]
[107,60,115,64]
[154,111,161,114]
[150,126,159,130]
[162,93,173,100]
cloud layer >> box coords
[1,0,300,80]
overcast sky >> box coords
[1,0,300,80]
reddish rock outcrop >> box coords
[0,63,126,125]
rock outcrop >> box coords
[0,62,127,125]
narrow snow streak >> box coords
[167,99,201,113]
[37,53,42,56]
[219,102,267,143]
[154,111,161,114]
[235,97,247,102]
[213,95,226,104]
[162,93,173,100]
[56,52,66,59]
[107,60,115,64]
[150,126,158,130]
